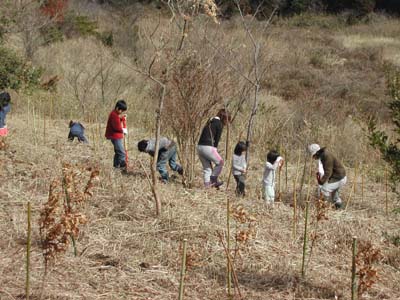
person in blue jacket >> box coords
[0,92,11,136]
[68,120,89,143]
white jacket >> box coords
[262,156,283,186]
[232,154,246,176]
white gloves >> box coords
[122,128,128,135]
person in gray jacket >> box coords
[232,141,247,196]
[138,137,183,183]
[308,144,347,209]
[68,120,88,143]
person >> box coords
[308,144,347,209]
[0,92,11,137]
[105,100,128,170]
[68,120,88,143]
[197,109,230,188]
[262,150,284,205]
[232,141,247,196]
[138,137,183,183]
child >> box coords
[138,137,183,183]
[197,109,231,188]
[262,150,284,204]
[105,100,128,170]
[0,92,11,136]
[232,141,247,196]
[68,120,88,143]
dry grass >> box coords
[0,112,399,300]
[1,6,400,300]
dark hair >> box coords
[137,140,148,152]
[0,92,11,109]
[115,99,127,111]
[267,150,280,164]
[234,141,247,156]
[69,120,74,128]
[217,108,231,125]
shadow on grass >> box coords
[206,266,342,299]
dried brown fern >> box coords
[356,241,382,299]
[39,163,99,268]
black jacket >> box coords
[198,117,223,148]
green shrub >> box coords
[0,47,42,90]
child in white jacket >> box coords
[262,150,284,204]
[232,141,247,196]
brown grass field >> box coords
[1,2,400,299]
[0,112,399,300]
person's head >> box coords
[138,140,149,152]
[267,150,280,164]
[308,144,320,159]
[234,141,247,156]
[0,92,11,108]
[114,99,127,114]
[217,108,231,125]
[69,120,74,128]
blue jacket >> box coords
[0,104,11,128]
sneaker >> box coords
[177,166,184,176]
[210,176,223,188]
[334,201,343,210]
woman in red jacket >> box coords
[105,100,128,170]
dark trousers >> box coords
[234,175,246,196]
[111,139,126,169]
[68,131,88,143]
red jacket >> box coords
[105,110,123,139]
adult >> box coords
[308,144,347,209]
[197,108,230,188]
[0,92,11,136]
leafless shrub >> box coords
[163,52,235,185]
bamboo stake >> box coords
[43,111,46,145]
[385,166,388,215]
[226,195,232,299]
[301,201,310,278]
[361,164,364,203]
[345,163,359,210]
[293,150,301,239]
[217,232,243,300]
[285,148,288,191]
[33,105,37,147]
[351,237,357,300]
[178,239,187,300]
[26,201,31,300]
[278,161,282,201]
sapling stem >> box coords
[178,239,187,300]
[351,237,357,300]
[26,201,31,300]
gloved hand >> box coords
[122,128,128,135]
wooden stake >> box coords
[178,239,187,300]
[285,148,288,191]
[226,195,232,298]
[361,164,364,203]
[345,163,358,211]
[351,237,357,300]
[293,150,301,239]
[26,201,31,300]
[301,201,310,278]
[43,111,46,145]
[385,166,388,215]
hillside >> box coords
[1,1,400,299]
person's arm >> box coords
[319,156,333,184]
[232,156,245,173]
[213,119,222,148]
[270,156,283,170]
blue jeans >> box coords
[68,129,88,143]
[157,145,181,180]
[111,139,126,168]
